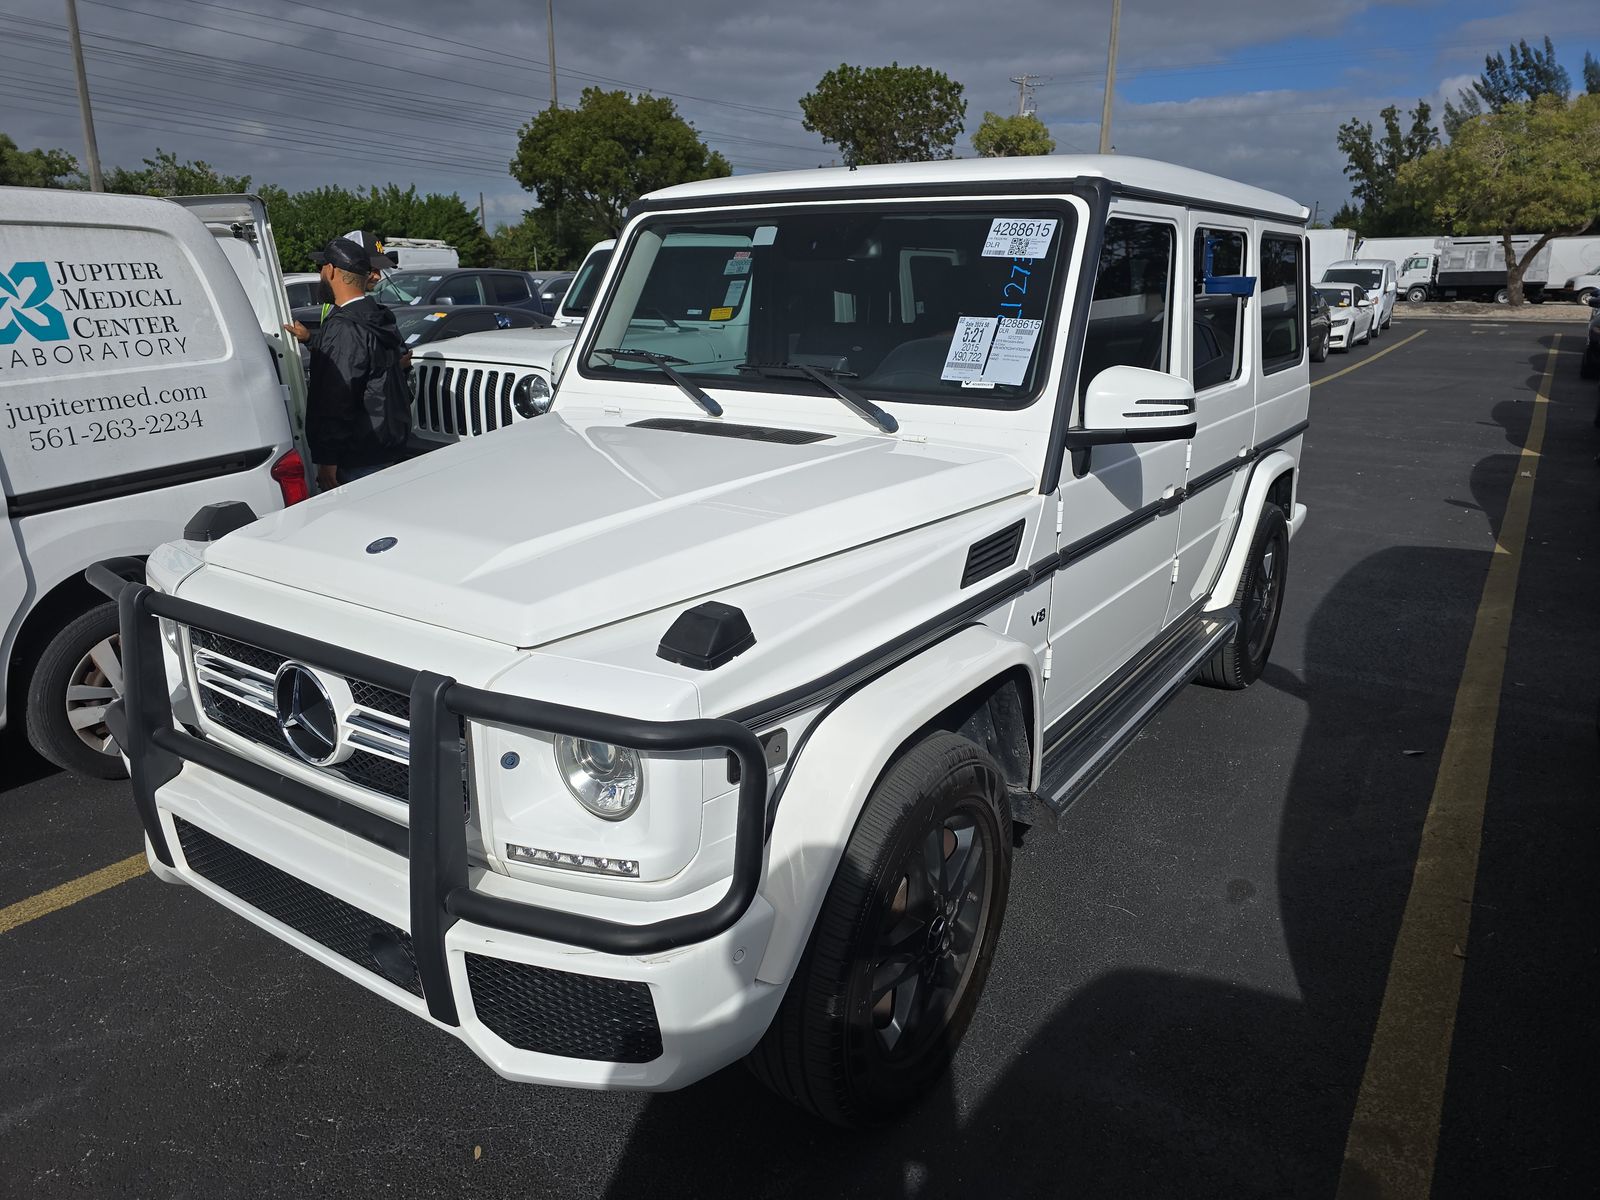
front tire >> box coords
[1581,344,1600,381]
[1310,329,1328,363]
[24,602,128,779]
[1576,288,1598,307]
[1406,286,1429,304]
[1199,506,1288,690]
[747,731,1012,1127]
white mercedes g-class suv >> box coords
[94,156,1310,1127]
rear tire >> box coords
[746,731,1012,1127]
[24,602,128,779]
[1494,287,1510,305]
[1310,330,1328,363]
[1199,506,1288,691]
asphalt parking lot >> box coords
[2,318,1596,1198]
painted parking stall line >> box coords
[1335,338,1561,1199]
[0,852,148,936]
[1313,329,1428,388]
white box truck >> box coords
[1307,229,1356,284]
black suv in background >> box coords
[373,268,545,311]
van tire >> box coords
[24,603,128,780]
[746,731,1012,1127]
[1199,506,1288,691]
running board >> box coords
[1036,609,1239,819]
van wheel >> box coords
[1200,506,1288,690]
[24,603,128,779]
[747,731,1012,1127]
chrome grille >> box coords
[186,627,469,812]
[411,364,532,438]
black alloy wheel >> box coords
[747,732,1012,1126]
[1200,504,1290,690]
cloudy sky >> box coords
[3,0,1595,228]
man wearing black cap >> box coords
[284,231,410,490]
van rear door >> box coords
[168,194,309,476]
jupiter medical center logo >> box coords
[0,262,70,345]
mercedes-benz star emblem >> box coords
[274,662,341,765]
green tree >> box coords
[511,88,730,241]
[799,63,966,167]
[1585,51,1600,95]
[1443,36,1571,137]
[0,133,81,188]
[1335,101,1439,236]
[971,111,1055,157]
[490,211,570,272]
[105,148,250,196]
[363,184,491,267]
[1400,94,1600,303]
[260,183,371,271]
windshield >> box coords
[583,205,1072,407]
[1315,286,1355,307]
[373,271,436,305]
[1323,267,1383,290]
[562,249,614,316]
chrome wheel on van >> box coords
[64,635,123,756]
[24,602,129,779]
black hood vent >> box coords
[961,521,1025,588]
[630,417,831,445]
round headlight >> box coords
[554,736,642,820]
[512,373,553,418]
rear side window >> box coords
[1260,234,1303,374]
[1193,226,1245,391]
[490,274,530,303]
[1080,217,1174,395]
[435,274,484,305]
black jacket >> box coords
[305,297,411,468]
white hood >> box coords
[205,414,1033,648]
[411,325,577,371]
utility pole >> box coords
[1009,73,1045,117]
[546,0,558,111]
[1098,0,1122,154]
[64,0,104,190]
[479,192,487,230]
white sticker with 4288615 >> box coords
[982,218,1057,258]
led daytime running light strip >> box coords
[506,843,640,878]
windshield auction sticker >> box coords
[941,315,998,381]
[982,218,1057,259]
[980,318,1043,386]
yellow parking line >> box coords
[1313,328,1428,388]
[1336,337,1559,1198]
[0,853,148,936]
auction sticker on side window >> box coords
[941,315,998,381]
[981,318,1043,386]
[982,218,1057,259]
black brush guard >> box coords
[89,559,768,1028]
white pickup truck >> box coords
[94,155,1309,1126]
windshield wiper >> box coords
[594,348,722,417]
[737,362,898,434]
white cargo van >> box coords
[1,187,308,777]
[381,238,459,271]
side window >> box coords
[1192,226,1246,391]
[490,274,531,303]
[1260,234,1303,374]
[1080,217,1174,395]
[435,274,484,305]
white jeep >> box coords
[95,155,1310,1126]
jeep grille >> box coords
[412,364,538,438]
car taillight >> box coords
[270,449,310,506]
